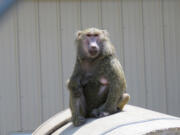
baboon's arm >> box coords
[67,60,82,97]
[103,59,126,113]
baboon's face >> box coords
[82,32,101,58]
[76,28,109,58]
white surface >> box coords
[52,105,180,135]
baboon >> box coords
[32,28,130,134]
[68,28,130,126]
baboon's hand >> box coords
[91,104,119,117]
[90,108,99,117]
[90,106,110,118]
[72,114,86,126]
[90,108,110,118]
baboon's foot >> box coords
[118,93,130,111]
[72,115,86,126]
[90,108,110,118]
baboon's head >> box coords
[76,28,115,59]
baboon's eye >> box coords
[86,34,91,37]
[94,34,98,37]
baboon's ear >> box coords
[102,29,109,37]
[76,30,82,40]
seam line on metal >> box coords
[102,117,180,135]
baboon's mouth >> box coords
[89,50,98,56]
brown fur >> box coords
[68,28,130,126]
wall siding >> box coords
[0,4,21,134]
[101,0,124,65]
[60,0,81,108]
[38,0,63,121]
[163,0,180,116]
[122,0,146,107]
[143,0,167,113]
[0,0,180,134]
[16,0,42,131]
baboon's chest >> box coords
[80,60,110,111]
[80,61,98,86]
[80,60,109,93]
[81,61,95,73]
[82,73,109,111]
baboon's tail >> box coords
[32,108,71,135]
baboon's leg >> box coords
[70,91,87,126]
[117,93,130,111]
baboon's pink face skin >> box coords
[76,28,110,59]
[82,33,101,58]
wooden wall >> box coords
[0,0,179,134]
